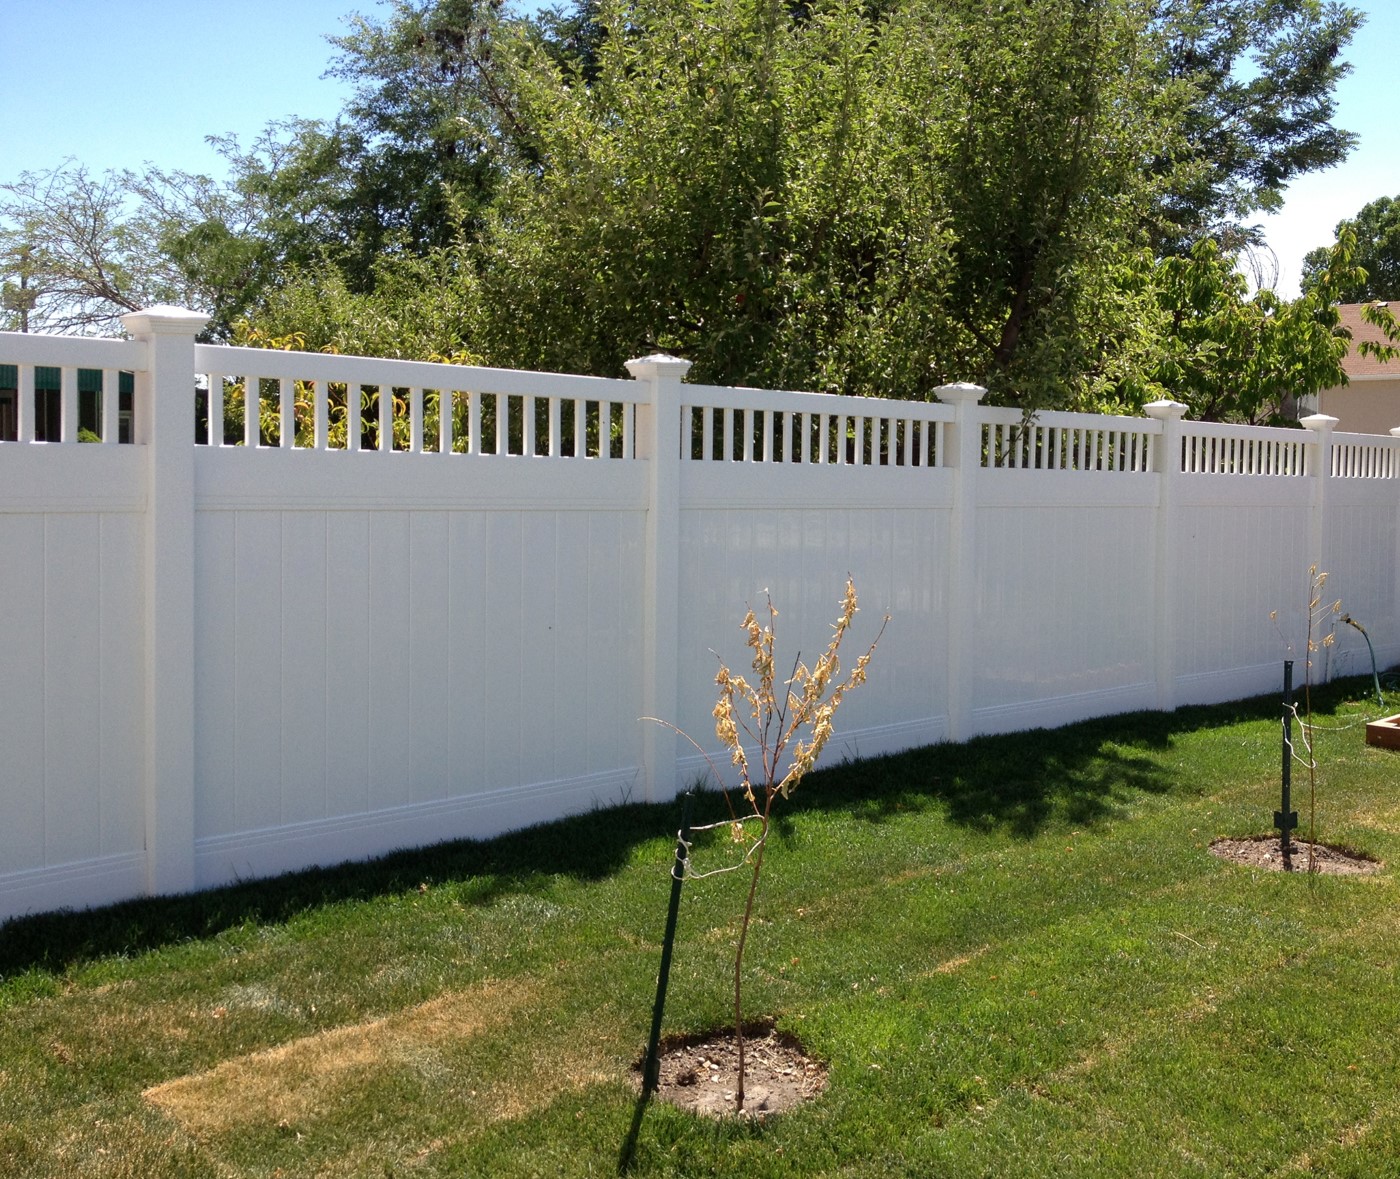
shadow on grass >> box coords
[2,681,1366,977]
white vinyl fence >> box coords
[2,306,1398,923]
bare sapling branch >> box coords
[661,578,886,1113]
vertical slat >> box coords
[702,404,714,460]
[548,395,561,457]
[572,396,585,458]
[280,377,294,448]
[244,376,260,447]
[17,363,34,442]
[622,399,634,459]
[523,394,536,457]
[102,368,120,444]
[379,384,393,452]
[439,390,453,454]
[496,393,510,455]
[346,384,360,452]
[468,390,482,455]
[313,380,327,450]
[60,366,78,442]
[207,373,224,447]
[723,407,735,461]
[410,387,423,454]
[818,413,829,463]
[598,399,611,460]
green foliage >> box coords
[1132,233,1358,422]
[247,247,481,360]
[0,165,202,334]
[0,0,1366,417]
[463,0,1183,409]
[1302,193,1400,301]
[1147,0,1363,250]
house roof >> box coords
[1338,303,1400,379]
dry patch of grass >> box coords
[144,977,544,1137]
[924,944,991,976]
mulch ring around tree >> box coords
[639,1021,829,1119]
[1210,835,1382,875]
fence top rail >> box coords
[1334,429,1400,448]
[0,330,146,371]
[976,404,1163,434]
[1179,419,1313,444]
[680,381,959,421]
[193,344,641,401]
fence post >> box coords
[1144,400,1187,712]
[938,382,986,743]
[121,305,208,897]
[1300,413,1339,584]
[627,353,693,802]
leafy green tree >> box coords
[1146,0,1363,251]
[1132,230,1361,422]
[457,0,1183,409]
[0,148,325,338]
[0,164,193,334]
[1301,194,1400,301]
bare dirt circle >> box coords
[1210,835,1382,875]
[640,1021,828,1119]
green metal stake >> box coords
[1276,660,1298,867]
[641,791,694,1098]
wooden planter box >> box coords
[1365,714,1400,750]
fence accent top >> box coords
[121,306,210,337]
[3,312,1400,479]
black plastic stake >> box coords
[641,791,693,1098]
[1275,660,1298,865]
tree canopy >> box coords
[1301,194,1400,302]
[0,0,1366,418]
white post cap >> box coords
[935,382,987,404]
[625,353,693,380]
[120,305,210,336]
[1142,400,1188,420]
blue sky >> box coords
[2,0,1396,299]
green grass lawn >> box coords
[3,678,1399,1178]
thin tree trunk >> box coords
[733,806,771,1113]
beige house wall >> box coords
[1315,378,1400,435]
